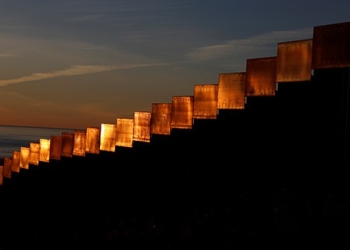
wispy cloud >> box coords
[66,14,107,23]
[186,28,313,62]
[0,52,18,58]
[0,63,168,87]
[0,91,54,111]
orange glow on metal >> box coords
[193,84,218,119]
[151,103,172,135]
[61,132,74,158]
[0,166,3,185]
[245,57,277,96]
[133,111,151,143]
[4,157,12,179]
[12,151,20,173]
[29,142,40,166]
[50,135,62,160]
[171,96,194,129]
[39,139,50,163]
[20,147,30,169]
[100,123,117,152]
[115,118,134,148]
[312,21,350,69]
[276,39,312,82]
[217,73,246,109]
[86,127,100,154]
[73,130,86,157]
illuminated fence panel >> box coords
[61,132,74,158]
[0,166,3,186]
[39,139,50,163]
[50,135,62,160]
[151,103,172,135]
[29,142,40,166]
[217,72,246,109]
[133,112,151,143]
[73,130,86,157]
[20,147,30,169]
[245,57,277,97]
[4,157,12,179]
[100,123,116,152]
[116,118,134,148]
[193,84,218,119]
[312,21,350,69]
[171,96,194,129]
[12,151,20,173]
[86,127,100,154]
[276,39,313,82]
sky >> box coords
[0,0,349,129]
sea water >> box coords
[0,125,75,159]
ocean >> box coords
[0,125,75,159]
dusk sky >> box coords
[1,0,349,129]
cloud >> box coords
[0,52,18,58]
[66,14,107,23]
[186,28,313,62]
[0,63,167,87]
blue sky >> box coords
[0,0,349,129]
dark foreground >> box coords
[0,141,349,250]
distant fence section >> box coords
[1,21,350,186]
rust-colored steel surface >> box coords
[276,39,312,82]
[0,166,3,185]
[116,118,134,148]
[29,142,40,166]
[4,157,12,179]
[312,21,350,69]
[134,112,151,143]
[73,130,86,157]
[39,139,50,163]
[86,127,100,154]
[245,57,277,96]
[100,123,117,152]
[61,132,74,158]
[217,72,246,109]
[12,151,20,173]
[171,96,194,129]
[151,103,172,135]
[193,84,218,119]
[20,147,30,169]
[50,135,62,160]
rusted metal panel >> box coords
[73,130,86,157]
[151,103,172,135]
[217,72,246,109]
[29,142,40,166]
[0,166,3,186]
[61,132,74,158]
[171,96,194,129]
[4,157,12,179]
[12,151,20,173]
[115,118,134,148]
[312,21,350,69]
[245,57,277,96]
[133,112,151,143]
[50,135,62,160]
[39,139,50,163]
[100,123,117,152]
[86,127,100,154]
[193,84,218,119]
[20,147,30,169]
[276,39,312,82]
